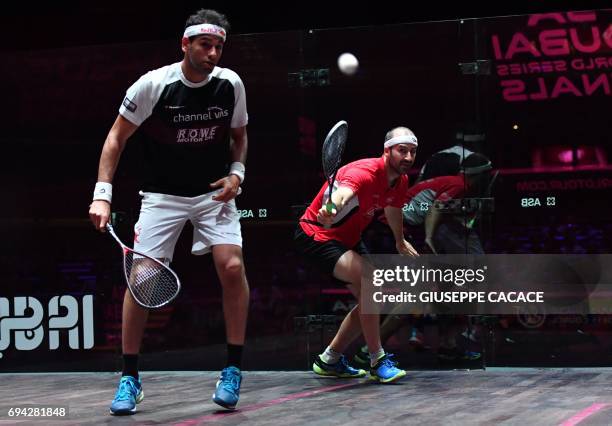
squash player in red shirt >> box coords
[295,126,419,383]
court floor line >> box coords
[173,381,364,425]
[559,403,610,426]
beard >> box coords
[391,160,413,175]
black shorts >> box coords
[294,225,369,275]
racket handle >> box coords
[326,180,335,214]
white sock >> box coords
[320,346,342,364]
[369,348,385,367]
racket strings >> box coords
[124,252,179,308]
[322,125,347,179]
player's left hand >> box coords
[211,175,241,202]
[396,239,419,257]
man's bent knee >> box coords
[220,256,244,275]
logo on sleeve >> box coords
[122,97,137,113]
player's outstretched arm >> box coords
[385,206,419,257]
[424,207,442,254]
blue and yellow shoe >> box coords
[369,353,406,383]
[313,355,366,378]
[109,376,144,415]
[212,366,242,410]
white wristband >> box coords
[93,182,112,203]
[229,162,245,183]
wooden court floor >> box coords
[1,368,611,425]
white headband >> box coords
[183,24,227,41]
[384,134,418,148]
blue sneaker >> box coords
[313,355,367,378]
[212,366,242,409]
[109,376,144,415]
[369,353,406,383]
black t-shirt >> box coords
[119,62,248,196]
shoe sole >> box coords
[369,370,407,383]
[109,391,144,415]
[109,408,137,416]
[312,363,366,378]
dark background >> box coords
[2,0,610,50]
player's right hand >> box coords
[397,239,419,258]
[89,200,111,232]
[317,205,337,227]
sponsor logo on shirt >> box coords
[172,106,229,123]
[176,126,219,143]
[122,97,137,113]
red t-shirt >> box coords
[300,157,409,247]
[403,174,467,225]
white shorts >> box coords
[133,191,242,260]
